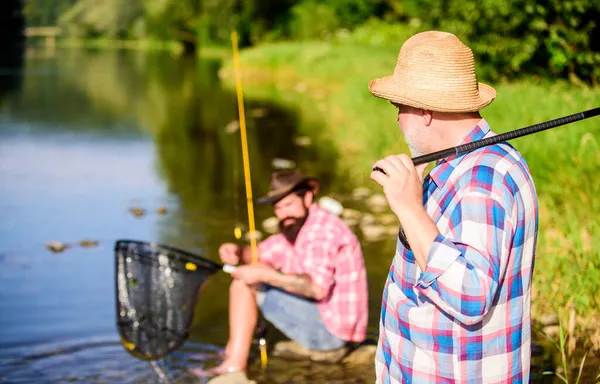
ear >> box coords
[421,109,433,126]
[303,191,314,207]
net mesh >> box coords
[114,240,221,361]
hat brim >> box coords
[257,178,320,205]
[368,76,496,113]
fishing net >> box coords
[114,239,222,361]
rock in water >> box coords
[366,194,388,213]
[79,239,99,248]
[318,196,343,216]
[293,136,311,147]
[244,230,263,243]
[262,217,279,234]
[272,340,348,364]
[46,241,68,253]
[224,120,240,134]
[342,345,377,366]
[207,372,256,384]
[128,207,145,218]
[352,187,371,200]
[271,158,296,170]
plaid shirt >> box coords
[376,119,538,383]
[259,204,369,342]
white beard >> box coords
[403,129,427,157]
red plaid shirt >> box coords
[258,204,368,342]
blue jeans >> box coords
[257,286,346,351]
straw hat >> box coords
[368,30,496,112]
[257,170,320,205]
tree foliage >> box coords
[21,0,600,84]
[399,0,600,84]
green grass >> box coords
[219,37,600,349]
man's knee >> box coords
[229,279,258,298]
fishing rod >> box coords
[373,107,600,174]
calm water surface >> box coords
[0,47,555,383]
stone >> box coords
[262,217,279,234]
[543,325,560,338]
[342,217,360,228]
[45,241,69,253]
[244,230,263,243]
[361,224,387,242]
[538,313,559,326]
[79,239,99,248]
[248,108,267,118]
[366,194,389,213]
[272,341,349,364]
[360,213,376,225]
[206,372,256,384]
[128,207,145,217]
[342,208,362,220]
[351,187,371,200]
[318,196,344,216]
[377,213,397,226]
[385,225,399,237]
[342,345,377,366]
[225,120,240,134]
[271,158,296,170]
[293,136,311,147]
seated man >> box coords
[193,169,369,377]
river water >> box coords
[0,47,556,383]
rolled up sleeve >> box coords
[302,240,336,297]
[415,191,515,325]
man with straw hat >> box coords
[368,31,538,383]
[191,169,369,378]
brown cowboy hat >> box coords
[368,30,496,112]
[257,169,320,205]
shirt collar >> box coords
[428,118,490,188]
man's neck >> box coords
[429,115,482,153]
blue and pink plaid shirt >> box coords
[376,119,539,383]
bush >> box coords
[401,0,600,85]
[289,1,340,41]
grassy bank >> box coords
[219,39,600,353]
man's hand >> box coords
[230,263,276,285]
[371,154,439,272]
[370,154,428,220]
[219,243,241,265]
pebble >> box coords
[79,239,99,248]
[224,120,240,134]
[262,217,279,234]
[352,187,371,200]
[366,194,388,213]
[318,196,343,216]
[293,136,311,147]
[128,207,145,218]
[244,230,263,243]
[271,158,296,170]
[45,241,68,253]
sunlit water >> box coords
[0,47,557,383]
